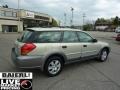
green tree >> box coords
[83,24,93,31]
[113,16,120,27]
[51,18,59,27]
[95,18,110,24]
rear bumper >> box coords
[11,48,44,69]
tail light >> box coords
[21,43,36,55]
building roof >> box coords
[27,27,83,31]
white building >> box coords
[0,7,52,32]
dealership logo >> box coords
[26,11,34,18]
[0,72,32,90]
[21,80,32,89]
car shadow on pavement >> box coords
[114,41,120,45]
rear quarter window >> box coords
[34,31,62,43]
[18,30,34,43]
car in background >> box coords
[115,27,120,33]
[116,33,120,41]
[11,27,110,77]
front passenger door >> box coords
[77,31,100,57]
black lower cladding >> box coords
[65,54,98,64]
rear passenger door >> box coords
[60,31,82,60]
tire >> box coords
[98,49,109,62]
[44,56,63,77]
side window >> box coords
[35,31,61,43]
[62,31,79,42]
[77,32,93,42]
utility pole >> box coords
[64,13,66,27]
[71,7,74,27]
[83,13,86,30]
[18,0,20,32]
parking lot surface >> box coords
[0,31,120,90]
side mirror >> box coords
[92,39,97,42]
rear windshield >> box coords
[18,29,62,43]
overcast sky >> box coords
[0,0,120,25]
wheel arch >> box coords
[98,46,110,56]
[102,47,110,54]
[42,53,67,71]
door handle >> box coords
[83,45,87,47]
[62,46,67,48]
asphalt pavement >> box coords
[0,31,120,90]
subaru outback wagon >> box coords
[11,28,110,76]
